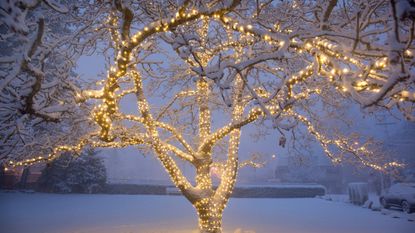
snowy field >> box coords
[0,192,414,233]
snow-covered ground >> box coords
[0,192,414,233]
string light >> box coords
[4,2,410,232]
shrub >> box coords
[38,149,106,193]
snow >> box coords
[320,194,415,221]
[395,0,415,20]
[348,182,368,205]
[235,184,325,189]
[43,0,69,13]
[1,192,414,233]
[385,183,415,203]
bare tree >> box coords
[2,1,415,232]
[0,0,99,162]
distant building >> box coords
[273,154,344,193]
[0,164,44,189]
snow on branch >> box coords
[2,3,414,229]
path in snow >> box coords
[0,192,413,233]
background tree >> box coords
[38,149,107,193]
[1,1,415,233]
[0,0,95,164]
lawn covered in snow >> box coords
[0,192,413,233]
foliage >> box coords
[38,149,106,193]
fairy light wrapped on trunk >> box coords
[2,1,414,232]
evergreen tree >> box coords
[38,149,106,193]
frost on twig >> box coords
[1,1,413,231]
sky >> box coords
[75,51,414,186]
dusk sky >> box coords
[2,1,415,233]
[75,54,412,184]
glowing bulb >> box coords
[357,81,367,86]
[320,54,327,63]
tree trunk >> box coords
[195,198,224,233]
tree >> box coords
[2,1,415,232]
[0,0,93,163]
[38,149,106,193]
